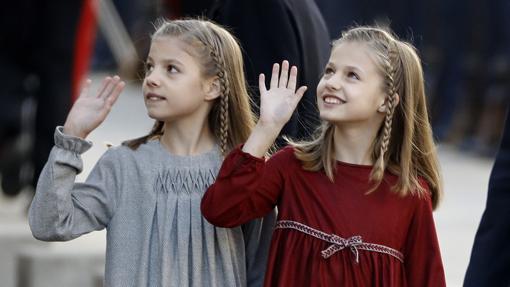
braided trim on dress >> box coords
[275,220,404,263]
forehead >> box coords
[148,36,196,61]
[329,41,381,73]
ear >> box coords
[377,93,400,113]
[203,77,221,101]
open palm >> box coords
[63,76,125,139]
[258,60,307,128]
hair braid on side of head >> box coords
[207,42,230,155]
[374,41,399,179]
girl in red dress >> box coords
[201,26,446,286]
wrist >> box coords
[255,121,284,135]
[242,123,281,157]
[63,124,87,139]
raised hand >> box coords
[242,61,307,157]
[258,60,307,128]
[63,76,125,139]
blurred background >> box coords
[0,0,509,286]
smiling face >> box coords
[142,36,217,123]
[316,41,387,125]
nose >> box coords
[144,69,161,87]
[324,75,341,91]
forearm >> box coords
[201,147,282,227]
[29,127,93,241]
[242,122,282,157]
[28,127,113,241]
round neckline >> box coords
[152,139,221,161]
[335,159,374,169]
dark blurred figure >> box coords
[91,0,157,75]
[427,0,471,142]
[464,108,510,286]
[164,0,330,145]
[0,0,96,196]
[463,0,510,283]
[430,0,510,156]
[463,0,510,155]
[314,0,426,43]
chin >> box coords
[146,110,169,122]
[319,110,339,122]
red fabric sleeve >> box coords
[201,146,289,228]
[403,191,446,287]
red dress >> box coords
[201,146,446,286]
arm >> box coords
[201,61,306,226]
[464,110,510,286]
[28,76,125,241]
[29,128,121,241]
[404,194,446,286]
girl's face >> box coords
[316,42,387,125]
[142,36,217,122]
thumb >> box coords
[294,86,308,103]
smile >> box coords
[323,95,346,105]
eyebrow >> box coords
[146,56,184,67]
[326,62,364,74]
[344,65,363,74]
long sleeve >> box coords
[403,194,446,286]
[201,146,289,228]
[464,110,510,286]
[29,126,121,241]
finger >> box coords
[258,73,267,94]
[97,77,112,98]
[278,60,289,88]
[269,63,279,89]
[100,75,120,99]
[105,81,125,108]
[78,79,92,98]
[294,86,308,103]
[287,66,298,91]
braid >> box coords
[373,41,399,180]
[208,42,230,155]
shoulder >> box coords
[409,177,434,211]
[102,140,160,164]
[268,145,300,165]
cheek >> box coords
[316,80,325,97]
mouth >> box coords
[322,95,346,105]
[145,92,166,101]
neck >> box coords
[160,116,217,156]
[332,120,382,165]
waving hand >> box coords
[242,61,307,157]
[63,76,125,139]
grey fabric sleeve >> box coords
[242,208,277,287]
[29,126,120,241]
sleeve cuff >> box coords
[54,126,92,154]
[231,144,265,162]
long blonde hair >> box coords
[125,19,255,155]
[291,26,442,209]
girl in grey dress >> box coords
[28,19,275,287]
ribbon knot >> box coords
[321,234,363,263]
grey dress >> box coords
[29,127,275,287]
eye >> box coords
[167,65,178,74]
[324,67,334,75]
[347,71,360,80]
[144,62,153,74]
